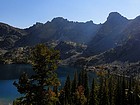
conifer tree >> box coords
[75,85,87,105]
[121,75,127,105]
[89,78,98,105]
[71,72,78,94]
[78,72,82,86]
[102,78,109,105]
[59,90,65,105]
[128,77,134,105]
[133,79,140,105]
[13,44,60,105]
[64,75,71,104]
[115,76,121,105]
[71,72,78,104]
[108,75,113,105]
[98,75,104,105]
[83,70,89,99]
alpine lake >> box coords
[0,64,96,105]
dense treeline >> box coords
[59,70,140,105]
[13,44,140,105]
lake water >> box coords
[0,64,96,104]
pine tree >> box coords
[114,76,121,105]
[75,85,87,105]
[71,72,78,94]
[133,79,140,105]
[59,90,65,105]
[108,75,113,105]
[78,70,89,101]
[78,72,82,86]
[121,75,127,105]
[71,71,78,104]
[13,44,60,105]
[102,78,109,105]
[98,75,104,105]
[89,78,98,105]
[128,77,134,105]
[83,70,89,100]
[64,75,71,104]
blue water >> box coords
[0,80,20,101]
[0,64,33,104]
[0,64,33,80]
[0,64,96,104]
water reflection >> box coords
[0,64,33,80]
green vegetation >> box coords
[13,44,60,105]
[59,69,140,105]
[13,44,140,105]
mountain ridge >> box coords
[83,12,130,56]
[0,12,140,65]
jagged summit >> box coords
[1,12,140,64]
[107,12,128,23]
[51,17,68,23]
[108,12,121,17]
[132,15,140,23]
[31,22,44,28]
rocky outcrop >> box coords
[55,41,86,59]
[0,23,27,49]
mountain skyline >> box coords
[1,0,140,28]
[1,12,140,64]
[0,11,140,29]
[0,12,139,48]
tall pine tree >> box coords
[89,78,98,105]
[13,44,60,105]
[64,75,71,104]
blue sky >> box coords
[0,0,140,28]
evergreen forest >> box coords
[13,44,140,105]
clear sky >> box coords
[0,0,140,28]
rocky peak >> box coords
[130,15,140,26]
[51,17,68,24]
[0,22,25,37]
[107,12,128,24]
[28,22,44,29]
[134,15,140,21]
[34,22,44,27]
